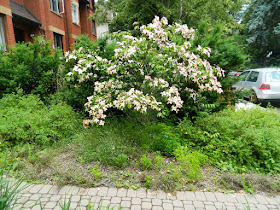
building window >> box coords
[92,20,96,35]
[50,0,64,14]
[0,16,6,51]
[53,32,63,50]
[71,2,79,24]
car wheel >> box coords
[250,91,259,104]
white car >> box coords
[232,68,280,103]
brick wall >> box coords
[0,0,96,51]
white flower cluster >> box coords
[144,76,169,88]
[161,86,184,113]
[114,88,162,113]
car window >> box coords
[246,71,259,82]
[265,71,280,82]
[238,71,250,81]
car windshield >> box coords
[265,71,280,82]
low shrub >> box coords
[178,107,280,172]
[149,123,182,156]
[0,37,62,100]
[140,155,153,170]
[174,147,208,181]
[0,93,81,146]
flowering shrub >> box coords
[65,17,225,126]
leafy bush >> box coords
[65,17,225,126]
[0,93,81,146]
[149,123,181,156]
[61,35,116,111]
[174,147,208,181]
[178,108,280,172]
[0,37,62,100]
[140,155,153,170]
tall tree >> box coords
[92,0,245,33]
[243,0,280,66]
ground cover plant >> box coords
[0,92,81,147]
[178,106,280,173]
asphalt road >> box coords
[264,101,280,114]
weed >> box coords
[0,169,29,210]
[112,154,129,168]
[144,176,152,189]
[174,147,208,182]
[162,163,182,191]
[90,165,103,181]
[59,195,72,210]
[131,184,140,190]
[140,155,153,170]
[241,181,255,194]
[154,155,164,170]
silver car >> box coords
[232,68,280,103]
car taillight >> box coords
[259,84,270,90]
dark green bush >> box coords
[178,108,280,172]
[149,123,182,156]
[0,92,81,146]
[0,36,62,100]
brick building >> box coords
[0,0,96,51]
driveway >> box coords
[270,102,280,114]
[236,100,280,114]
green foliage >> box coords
[140,155,153,170]
[76,116,152,167]
[73,34,116,59]
[179,108,280,172]
[96,0,245,34]
[174,147,208,181]
[243,0,280,67]
[149,123,181,156]
[154,155,164,170]
[144,175,152,189]
[0,93,81,146]
[90,165,103,181]
[0,169,29,210]
[162,162,182,191]
[61,35,116,111]
[194,21,247,71]
[0,37,62,100]
[59,195,72,210]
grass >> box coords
[0,169,29,210]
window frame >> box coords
[53,32,64,50]
[71,1,79,25]
[92,20,96,35]
[246,71,259,82]
[0,15,7,51]
[239,71,250,81]
[50,0,64,14]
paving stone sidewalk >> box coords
[13,183,280,210]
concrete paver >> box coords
[12,183,280,209]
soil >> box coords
[13,145,280,196]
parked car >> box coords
[228,71,242,77]
[232,68,280,103]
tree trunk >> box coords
[167,0,170,9]
[179,0,182,20]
